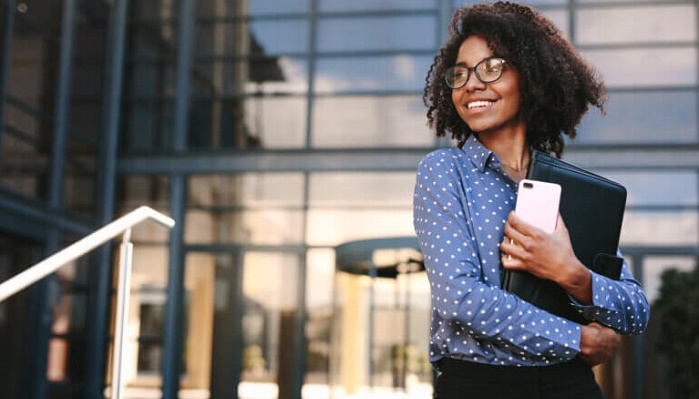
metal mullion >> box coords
[49,0,77,211]
[0,0,16,165]
[161,0,195,397]
[37,2,78,398]
[305,0,318,149]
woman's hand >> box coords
[500,211,592,304]
[579,322,621,366]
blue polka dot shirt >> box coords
[413,136,649,367]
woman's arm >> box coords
[500,212,650,335]
[414,151,586,362]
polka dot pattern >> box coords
[412,136,650,366]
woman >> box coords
[413,2,649,398]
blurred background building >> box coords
[0,0,697,398]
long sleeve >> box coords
[414,147,584,366]
[570,252,650,334]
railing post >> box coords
[0,206,174,398]
[111,228,134,399]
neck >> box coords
[477,130,529,168]
[475,128,530,181]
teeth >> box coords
[467,100,493,109]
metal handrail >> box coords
[0,205,176,399]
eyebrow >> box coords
[454,55,492,68]
[453,56,496,68]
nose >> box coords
[463,71,486,92]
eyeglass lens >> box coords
[445,58,505,88]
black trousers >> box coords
[433,357,605,399]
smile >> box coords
[467,100,494,109]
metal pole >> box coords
[111,229,134,399]
[0,206,174,303]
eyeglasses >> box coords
[444,57,507,89]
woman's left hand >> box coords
[500,211,592,303]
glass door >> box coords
[182,249,303,399]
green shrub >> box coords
[654,265,699,399]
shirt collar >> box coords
[461,135,496,173]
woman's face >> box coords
[451,35,524,135]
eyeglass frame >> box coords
[444,57,508,89]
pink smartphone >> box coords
[515,179,561,233]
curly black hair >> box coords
[423,1,606,157]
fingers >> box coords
[500,246,526,270]
[579,322,620,366]
[502,213,528,249]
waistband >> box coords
[437,356,592,379]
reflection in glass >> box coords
[188,95,307,149]
[244,96,307,148]
[105,246,169,392]
[182,251,303,398]
[305,249,335,397]
[189,174,305,207]
[309,173,415,207]
[620,211,698,246]
[196,0,309,17]
[1,8,62,199]
[604,171,698,207]
[239,252,300,399]
[133,0,180,19]
[197,20,309,56]
[245,57,308,94]
[197,0,309,18]
[47,255,90,383]
[315,56,433,94]
[307,209,414,246]
[248,0,310,16]
[330,239,431,396]
[121,98,176,152]
[186,209,305,245]
[118,176,171,242]
[317,16,436,52]
[251,20,310,55]
[312,95,433,148]
[576,90,697,144]
[321,0,435,12]
[576,5,696,45]
[582,48,697,88]
[186,173,305,245]
[517,0,566,5]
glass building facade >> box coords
[0,0,697,398]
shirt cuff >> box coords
[567,271,618,325]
